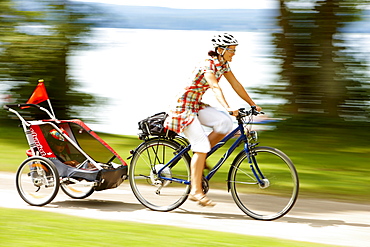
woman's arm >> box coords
[204,72,233,112]
[224,71,262,111]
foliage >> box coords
[0,0,99,121]
[255,0,370,125]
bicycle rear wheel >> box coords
[129,138,191,211]
[16,156,60,206]
[230,146,299,220]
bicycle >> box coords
[129,107,299,220]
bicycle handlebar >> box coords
[231,106,264,118]
[249,106,264,116]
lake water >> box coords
[69,28,279,135]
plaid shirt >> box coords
[165,56,231,133]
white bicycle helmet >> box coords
[211,33,238,47]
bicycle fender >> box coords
[128,140,150,160]
[128,137,166,159]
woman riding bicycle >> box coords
[164,33,262,207]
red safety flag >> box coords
[26,80,49,105]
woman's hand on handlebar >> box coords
[253,105,262,112]
[229,105,263,117]
[227,109,239,117]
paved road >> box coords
[1,172,369,246]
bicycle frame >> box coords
[156,115,257,185]
[130,107,298,219]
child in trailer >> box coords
[48,129,80,167]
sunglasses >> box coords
[223,48,236,54]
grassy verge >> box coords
[0,207,334,247]
[1,123,369,203]
[260,125,370,203]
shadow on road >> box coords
[281,216,370,228]
[52,199,145,212]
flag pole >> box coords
[38,79,56,119]
[47,99,56,119]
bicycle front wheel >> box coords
[230,146,299,220]
[129,138,191,211]
[16,156,60,206]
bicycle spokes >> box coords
[16,157,60,206]
[129,139,191,211]
[230,147,299,220]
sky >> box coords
[73,0,278,9]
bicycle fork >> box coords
[248,151,270,189]
[227,147,270,192]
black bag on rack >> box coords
[138,112,176,139]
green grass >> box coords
[0,207,334,247]
[259,126,370,202]
[1,123,370,203]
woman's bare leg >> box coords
[208,131,226,148]
[189,152,215,206]
[203,131,226,170]
[189,132,225,194]
[190,152,207,195]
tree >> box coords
[265,0,370,126]
[0,0,97,121]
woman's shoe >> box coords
[188,193,216,207]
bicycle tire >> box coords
[16,156,60,206]
[229,146,299,220]
[129,138,191,211]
